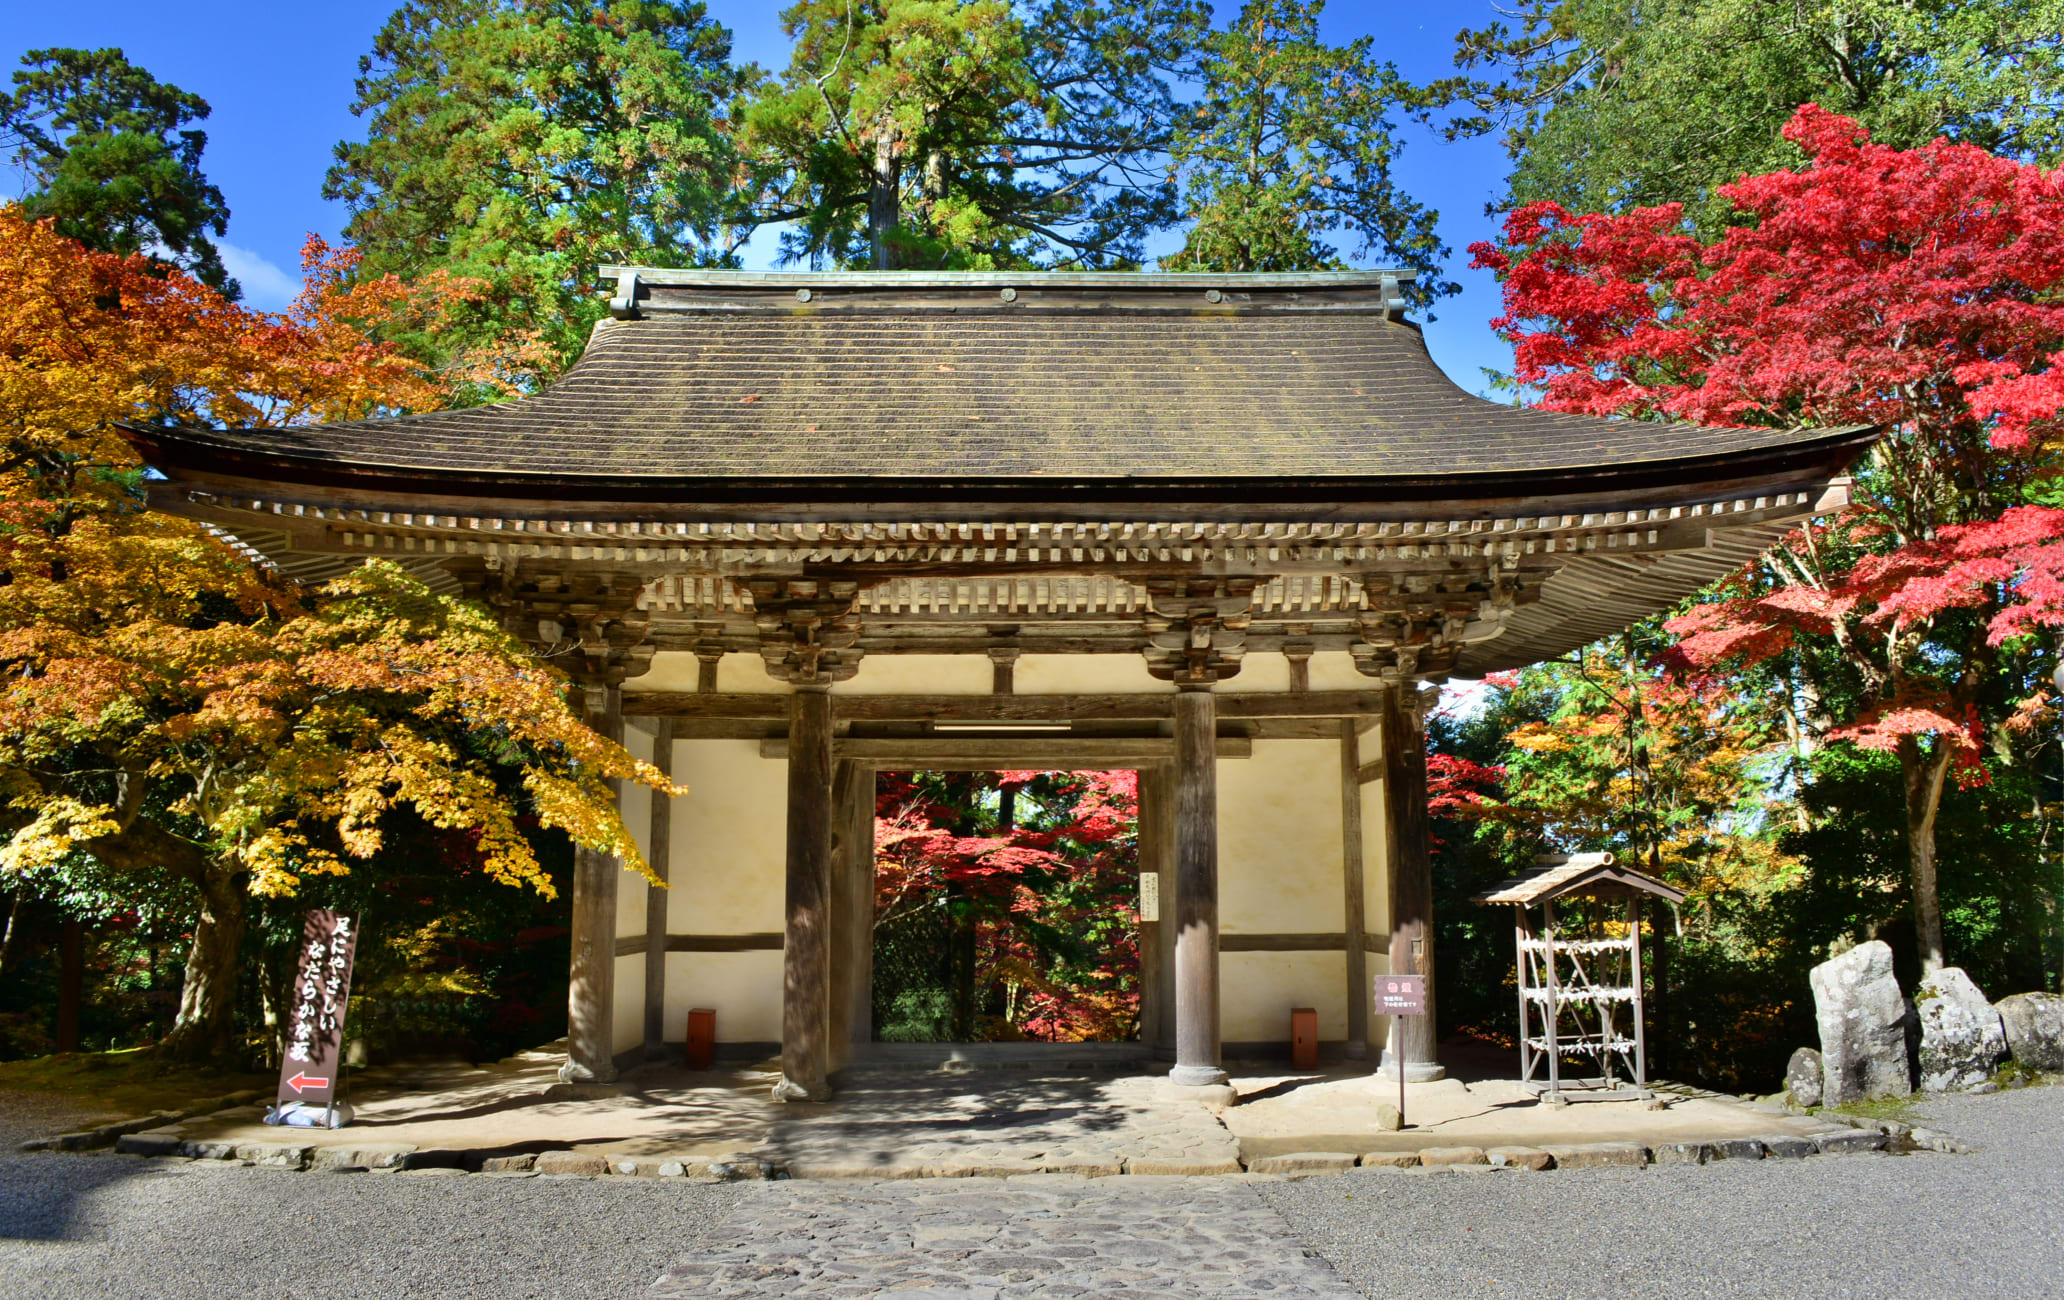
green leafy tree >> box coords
[1431,0,2064,227]
[0,48,236,295]
[741,0,1206,270]
[1162,0,1453,301]
[325,0,745,388]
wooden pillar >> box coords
[1339,719,1370,1059]
[561,684,622,1084]
[1169,688,1226,1087]
[775,687,834,1101]
[828,759,875,1073]
[1380,686,1444,1081]
[642,717,674,1062]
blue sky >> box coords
[0,1,1521,390]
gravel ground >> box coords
[1,1085,2058,1298]
[1264,1085,2064,1299]
[0,1152,742,1300]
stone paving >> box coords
[765,1068,1242,1178]
[649,1175,1360,1298]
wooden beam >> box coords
[776,689,834,1102]
[1356,760,1383,785]
[624,693,787,718]
[757,737,1253,764]
[1340,719,1369,1059]
[1222,933,1349,952]
[1169,688,1226,1088]
[624,690,1385,722]
[642,717,674,1061]
[564,685,622,1084]
[1384,689,1440,1080]
[662,933,785,952]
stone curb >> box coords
[68,1127,1935,1179]
[20,1089,268,1153]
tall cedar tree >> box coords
[1432,0,2064,230]
[0,48,237,296]
[1474,108,2064,972]
[1162,0,1454,303]
[0,210,677,1063]
[325,0,744,389]
[741,1,1206,270]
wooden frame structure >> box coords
[1475,853,1689,1101]
[120,269,1868,1100]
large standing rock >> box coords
[1996,992,2064,1072]
[1810,941,1912,1104]
[1915,967,2008,1092]
[1786,1046,1825,1108]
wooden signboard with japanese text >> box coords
[275,910,359,1114]
[1375,973,1426,1017]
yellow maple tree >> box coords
[0,209,676,1062]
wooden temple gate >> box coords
[124,270,1874,1099]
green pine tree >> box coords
[0,48,236,296]
[740,0,1206,270]
[324,0,745,390]
[1161,1,1454,305]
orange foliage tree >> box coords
[0,209,675,1063]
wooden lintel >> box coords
[1216,933,1392,954]
[624,693,788,718]
[624,690,1384,722]
[663,933,786,952]
[1356,760,1384,785]
[758,737,1253,764]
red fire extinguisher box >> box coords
[685,1008,716,1070]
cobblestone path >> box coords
[649,1175,1360,1298]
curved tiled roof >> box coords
[128,271,1871,513]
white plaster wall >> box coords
[832,655,992,695]
[1016,653,1172,694]
[1228,652,1291,692]
[664,739,786,934]
[1219,740,1345,935]
[632,650,705,694]
[1222,952,1347,1042]
[654,738,789,1042]
[717,653,792,694]
[612,953,644,1055]
[1307,650,1371,692]
[665,950,784,1044]
[1359,724,1389,938]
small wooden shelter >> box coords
[120,269,1868,1099]
[1474,853,1689,1101]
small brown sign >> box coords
[1375,973,1426,1017]
[275,910,359,1115]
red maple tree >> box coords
[1472,106,2064,971]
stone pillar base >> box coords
[1375,1048,1445,1083]
[557,1057,618,1085]
[1169,1062,1229,1088]
[772,1075,832,1103]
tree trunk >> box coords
[159,870,248,1064]
[0,886,27,975]
[1898,735,1953,975]
[869,114,901,270]
[56,918,82,1053]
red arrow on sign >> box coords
[286,1071,331,1094]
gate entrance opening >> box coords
[869,770,1142,1044]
